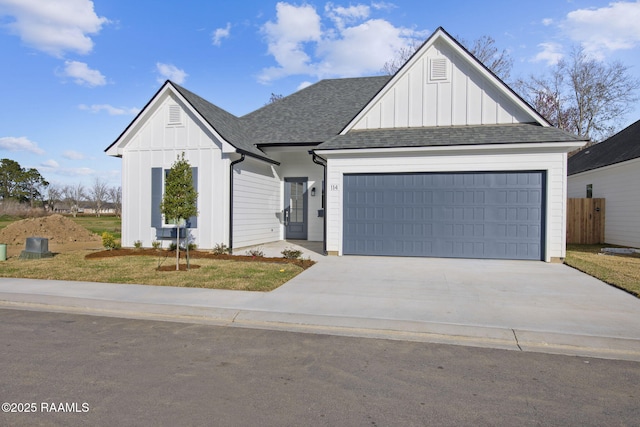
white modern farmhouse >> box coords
[106,27,586,261]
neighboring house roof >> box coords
[241,76,390,145]
[318,124,583,150]
[568,119,640,175]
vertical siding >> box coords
[324,150,568,261]
[352,40,532,130]
[232,158,281,248]
[121,93,228,249]
[567,158,640,247]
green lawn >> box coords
[70,215,121,239]
[565,244,640,297]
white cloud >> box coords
[41,159,59,168]
[63,150,85,160]
[563,1,640,57]
[541,18,553,26]
[0,136,44,155]
[260,2,322,82]
[78,104,139,115]
[156,62,188,84]
[371,2,397,12]
[325,3,370,29]
[0,0,108,57]
[533,42,564,65]
[62,60,106,86]
[52,166,95,177]
[259,2,426,83]
[297,81,313,90]
[212,22,231,46]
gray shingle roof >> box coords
[568,119,640,175]
[241,76,391,145]
[171,83,272,162]
[317,124,584,150]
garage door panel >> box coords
[343,172,545,260]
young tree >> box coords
[516,46,640,142]
[381,35,513,81]
[160,153,198,270]
[89,177,109,217]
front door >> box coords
[284,178,308,240]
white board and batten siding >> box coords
[120,93,230,249]
[323,150,569,261]
[568,158,640,248]
[351,39,533,130]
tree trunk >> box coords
[176,224,180,271]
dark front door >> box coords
[284,178,308,240]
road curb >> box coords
[2,295,639,362]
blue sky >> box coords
[1,0,640,189]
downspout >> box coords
[229,153,245,254]
[311,151,327,255]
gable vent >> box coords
[429,58,449,81]
[167,104,183,126]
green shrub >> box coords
[101,232,118,250]
[212,243,229,255]
[133,240,142,249]
[151,240,161,250]
[281,248,302,259]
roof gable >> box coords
[568,118,640,175]
[105,81,275,163]
[343,27,549,133]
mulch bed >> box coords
[85,248,315,270]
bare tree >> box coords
[381,39,421,76]
[46,184,62,212]
[108,186,122,218]
[89,177,109,217]
[463,35,513,82]
[381,35,513,81]
[516,46,640,142]
[62,183,85,217]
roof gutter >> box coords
[310,150,327,255]
[229,153,245,254]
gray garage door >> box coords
[343,172,545,260]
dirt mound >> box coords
[0,214,101,245]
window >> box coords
[151,167,198,229]
[586,184,593,198]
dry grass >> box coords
[565,244,640,297]
[0,250,304,292]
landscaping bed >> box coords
[85,248,315,270]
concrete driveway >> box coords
[1,251,639,361]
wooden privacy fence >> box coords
[566,198,605,244]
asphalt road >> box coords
[1,309,638,426]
